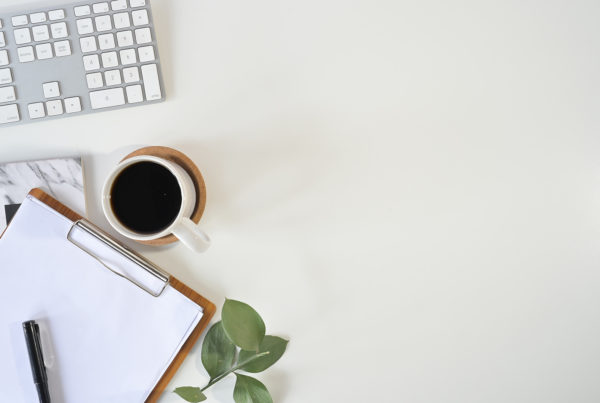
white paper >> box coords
[0,196,203,402]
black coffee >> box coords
[110,161,182,234]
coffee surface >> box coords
[110,161,182,234]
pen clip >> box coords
[37,322,54,369]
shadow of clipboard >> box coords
[8,188,216,402]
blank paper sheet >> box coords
[0,196,203,402]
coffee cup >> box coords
[102,155,211,253]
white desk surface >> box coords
[1,0,600,402]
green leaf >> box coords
[222,299,266,351]
[239,336,288,373]
[174,387,207,402]
[233,373,273,403]
[201,321,237,380]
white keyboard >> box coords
[0,0,165,126]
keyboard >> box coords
[0,0,165,126]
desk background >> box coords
[2,0,600,402]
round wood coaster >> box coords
[120,146,206,246]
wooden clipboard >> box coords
[7,188,216,402]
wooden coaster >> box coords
[121,146,206,246]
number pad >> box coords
[0,0,163,124]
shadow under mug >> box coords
[101,155,211,253]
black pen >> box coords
[23,321,51,403]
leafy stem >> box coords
[200,351,270,392]
[175,301,287,403]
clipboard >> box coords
[0,188,216,402]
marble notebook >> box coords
[0,157,85,232]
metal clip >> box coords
[67,220,170,297]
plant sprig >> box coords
[174,299,288,403]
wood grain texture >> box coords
[121,146,207,246]
[22,188,216,403]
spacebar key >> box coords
[90,88,126,109]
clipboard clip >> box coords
[66,219,170,297]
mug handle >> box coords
[171,218,211,253]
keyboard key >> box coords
[46,99,63,116]
[0,86,16,102]
[111,0,128,11]
[12,15,28,27]
[80,37,97,53]
[48,10,65,21]
[28,103,45,119]
[93,2,110,13]
[123,66,139,83]
[0,20,3,29]
[74,6,91,17]
[86,72,103,88]
[126,84,143,103]
[30,12,47,24]
[135,28,151,44]
[65,97,82,113]
[77,18,94,35]
[141,64,161,100]
[83,54,100,71]
[90,87,125,109]
[0,32,5,47]
[43,82,60,98]
[132,10,149,26]
[116,30,134,47]
[101,51,118,68]
[0,51,9,66]
[130,0,146,7]
[95,15,112,31]
[98,33,115,50]
[14,28,32,45]
[138,45,155,62]
[119,48,137,65]
[0,104,20,124]
[32,25,50,42]
[0,68,13,84]
[36,43,53,60]
[51,22,68,39]
[113,12,131,29]
[54,40,71,57]
[105,69,122,86]
[17,47,35,63]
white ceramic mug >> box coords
[102,155,211,253]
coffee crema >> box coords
[110,161,182,234]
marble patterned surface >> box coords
[0,157,85,230]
